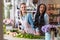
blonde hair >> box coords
[20,3,27,17]
[20,3,26,6]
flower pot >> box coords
[45,32,51,40]
[6,25,13,30]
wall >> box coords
[38,0,60,5]
[0,0,3,40]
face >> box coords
[47,8,54,15]
[39,5,45,14]
[47,9,51,15]
[20,4,26,13]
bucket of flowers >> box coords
[41,24,57,40]
[3,18,14,34]
[3,18,14,26]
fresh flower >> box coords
[3,18,14,25]
[41,24,57,33]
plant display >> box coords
[16,33,45,39]
[3,18,14,25]
[41,24,57,33]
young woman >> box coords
[46,7,58,37]
[18,3,39,35]
[34,3,47,35]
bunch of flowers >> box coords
[3,18,14,25]
[41,24,57,33]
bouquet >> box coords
[41,24,57,33]
[3,18,14,25]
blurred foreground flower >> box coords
[3,18,14,25]
[41,24,57,40]
[41,24,57,33]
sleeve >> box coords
[44,13,49,25]
[28,13,35,29]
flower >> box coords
[41,24,57,33]
[3,18,14,25]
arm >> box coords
[44,13,49,25]
[28,13,34,28]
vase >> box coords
[6,25,13,30]
[45,32,51,40]
[51,31,55,40]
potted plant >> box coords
[3,18,14,31]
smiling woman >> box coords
[0,0,3,40]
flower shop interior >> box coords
[0,0,60,40]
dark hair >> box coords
[36,3,46,16]
[34,3,46,27]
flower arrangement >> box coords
[3,18,14,25]
[41,24,57,40]
[41,24,57,33]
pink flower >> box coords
[3,18,14,25]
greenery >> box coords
[3,25,6,34]
[3,24,45,39]
[10,29,19,33]
[16,33,45,39]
